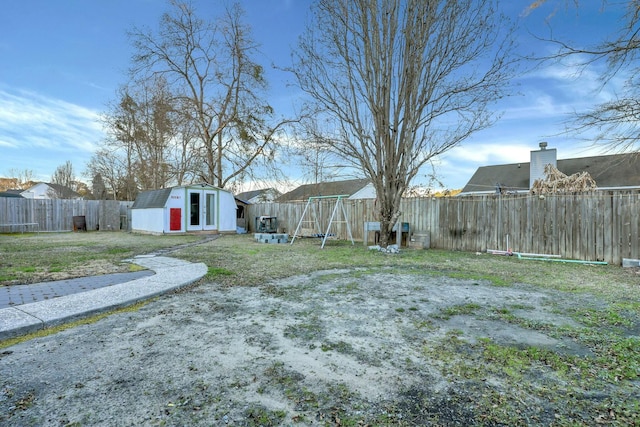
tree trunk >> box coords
[376,181,401,249]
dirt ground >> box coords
[0,268,637,426]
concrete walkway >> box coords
[0,270,156,309]
[0,255,208,340]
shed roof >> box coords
[462,152,640,194]
[131,188,172,209]
[131,184,233,209]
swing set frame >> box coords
[290,194,355,248]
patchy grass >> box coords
[0,232,202,286]
[0,299,153,349]
[172,235,639,302]
[5,232,637,303]
[205,266,234,280]
[432,302,483,319]
[2,233,640,425]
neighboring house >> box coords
[277,178,374,202]
[22,182,83,199]
[130,184,237,234]
[460,143,640,195]
[0,190,24,198]
[236,188,282,204]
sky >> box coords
[0,0,629,191]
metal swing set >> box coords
[290,195,355,249]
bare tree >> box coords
[293,119,345,184]
[127,77,178,190]
[97,74,190,200]
[102,79,176,191]
[527,1,640,151]
[99,87,141,200]
[7,169,35,189]
[128,0,294,189]
[291,0,517,247]
[92,173,108,200]
[51,160,76,189]
[85,148,132,200]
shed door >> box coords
[187,191,201,231]
[203,191,216,230]
[169,208,182,231]
[187,189,217,231]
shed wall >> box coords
[218,190,237,232]
[131,208,165,233]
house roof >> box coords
[46,183,83,199]
[26,182,82,199]
[0,190,24,198]
[277,178,371,202]
[236,188,281,203]
[462,152,640,194]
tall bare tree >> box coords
[527,1,640,152]
[126,77,178,190]
[51,160,76,189]
[97,86,141,200]
[86,148,132,200]
[293,119,345,184]
[128,0,293,189]
[291,0,517,247]
[96,75,185,199]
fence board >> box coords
[2,193,638,265]
[247,191,640,265]
[0,199,133,232]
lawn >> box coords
[1,232,639,426]
[0,232,202,285]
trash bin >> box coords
[73,215,86,232]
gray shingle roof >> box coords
[277,178,370,202]
[42,183,82,199]
[235,188,281,203]
[0,191,24,198]
[462,152,640,193]
[131,188,172,209]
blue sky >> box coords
[0,0,628,190]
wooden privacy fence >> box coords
[0,199,133,232]
[247,191,640,265]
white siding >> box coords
[349,183,377,199]
[131,184,236,234]
[218,190,237,232]
[131,208,165,234]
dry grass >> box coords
[2,233,639,425]
[0,232,202,285]
[2,231,638,303]
[175,234,640,302]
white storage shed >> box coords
[131,184,237,234]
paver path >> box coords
[0,271,154,309]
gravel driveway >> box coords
[1,268,637,426]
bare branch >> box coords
[528,1,640,151]
[291,0,517,246]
